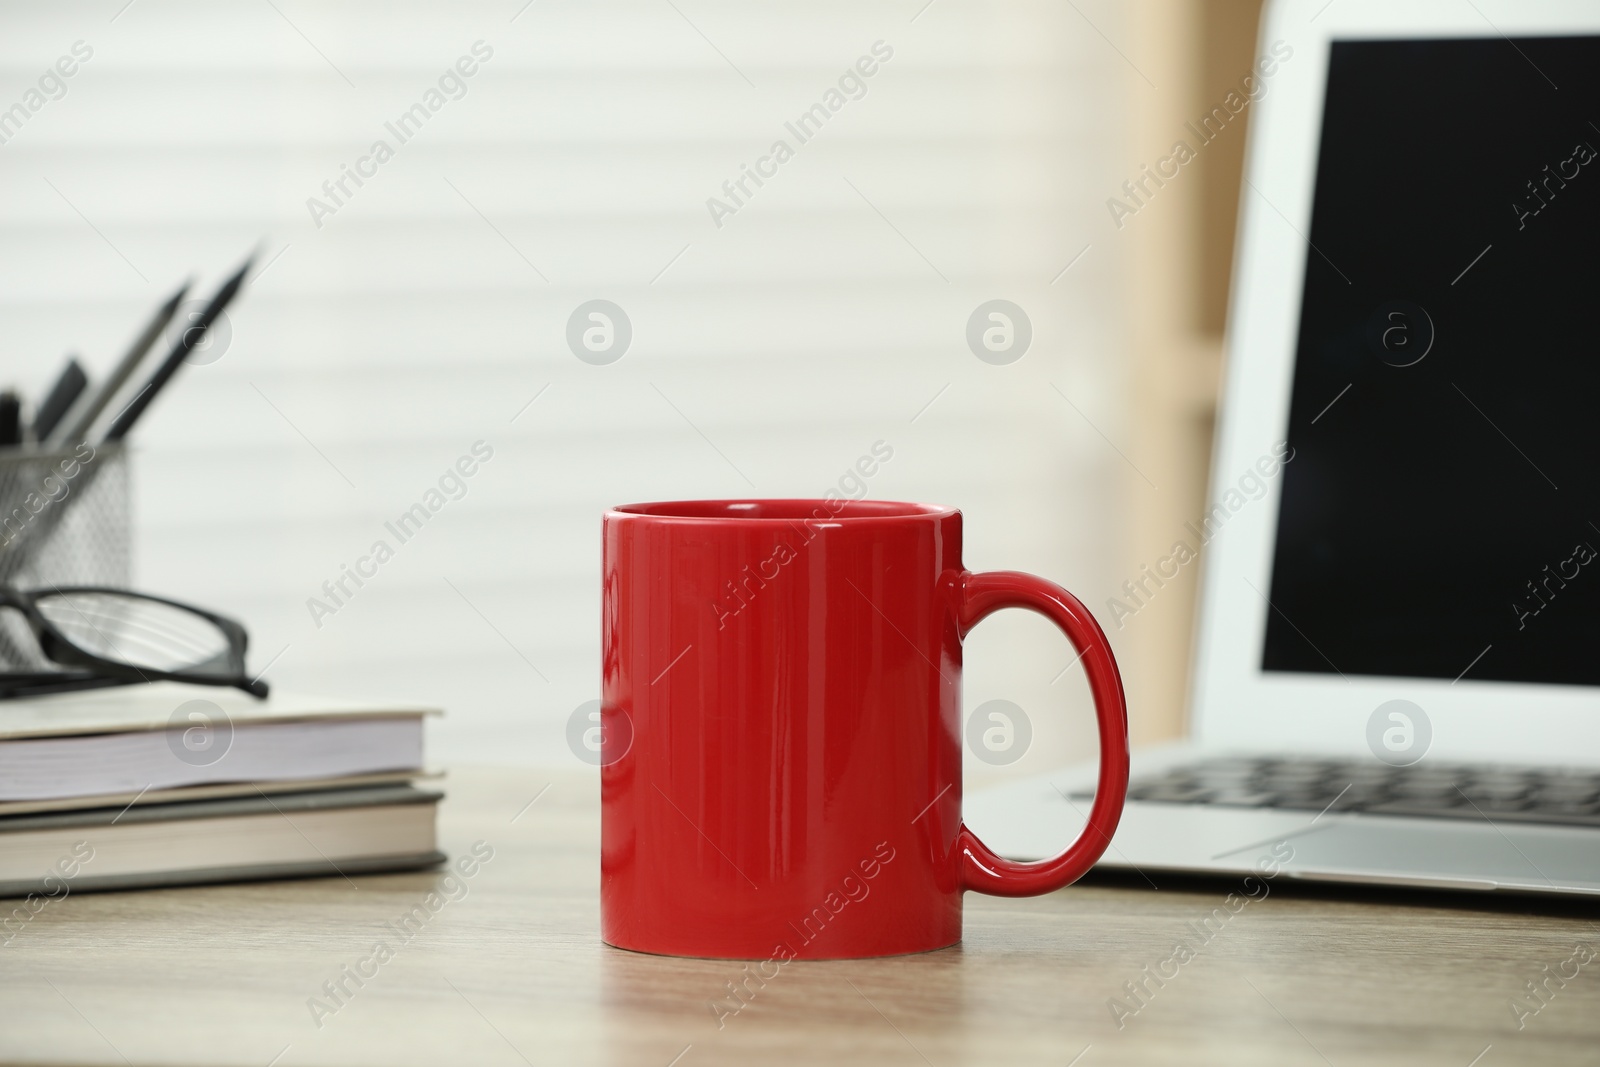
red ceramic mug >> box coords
[600,499,1129,959]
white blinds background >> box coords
[0,0,1130,771]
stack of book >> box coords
[0,682,442,897]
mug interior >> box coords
[611,499,956,521]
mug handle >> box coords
[952,569,1130,896]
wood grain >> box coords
[3,766,1598,1066]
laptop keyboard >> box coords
[1091,756,1600,828]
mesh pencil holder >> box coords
[0,443,131,670]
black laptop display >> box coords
[1264,36,1600,687]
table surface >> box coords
[4,765,1599,1067]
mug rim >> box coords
[608,499,959,523]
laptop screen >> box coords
[1263,36,1600,687]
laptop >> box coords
[970,0,1600,897]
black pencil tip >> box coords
[227,254,256,290]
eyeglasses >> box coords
[0,586,267,700]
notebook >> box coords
[0,784,444,897]
[0,682,436,802]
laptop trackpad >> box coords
[1266,817,1600,893]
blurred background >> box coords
[0,0,1263,783]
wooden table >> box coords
[4,766,1598,1066]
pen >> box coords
[32,358,87,443]
[55,281,190,446]
[0,392,20,448]
[103,254,253,442]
